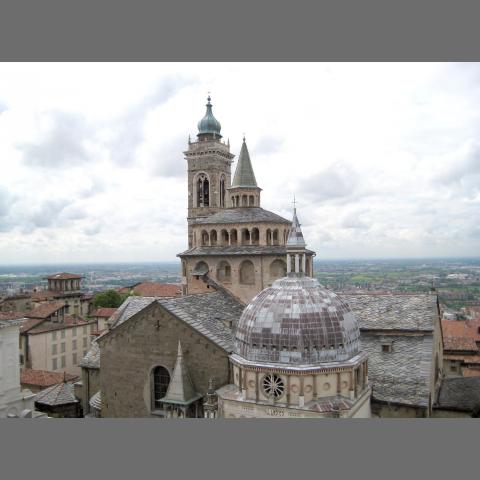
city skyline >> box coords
[0,62,479,263]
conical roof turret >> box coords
[232,138,257,187]
[287,206,306,248]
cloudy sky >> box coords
[0,62,479,264]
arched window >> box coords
[220,229,229,246]
[241,228,251,245]
[251,228,259,245]
[269,259,287,279]
[201,230,209,246]
[220,176,226,208]
[230,229,238,245]
[266,229,272,245]
[305,257,311,276]
[272,229,279,245]
[210,230,218,246]
[242,195,248,207]
[217,260,232,282]
[231,196,235,207]
[193,261,209,276]
[196,174,210,207]
[239,260,255,285]
[152,366,170,410]
[249,195,254,206]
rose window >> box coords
[263,374,285,398]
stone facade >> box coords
[98,301,231,418]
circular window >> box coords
[263,374,285,399]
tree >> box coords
[92,290,125,308]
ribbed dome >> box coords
[197,95,222,138]
[234,275,360,365]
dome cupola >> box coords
[234,206,361,365]
[197,95,222,139]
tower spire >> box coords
[232,138,257,187]
[286,203,307,276]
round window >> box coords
[263,374,285,399]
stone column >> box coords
[249,230,252,245]
[302,255,306,274]
[286,254,291,273]
[295,254,299,273]
[299,376,305,407]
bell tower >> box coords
[184,96,235,247]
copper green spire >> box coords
[197,95,222,139]
[232,137,257,187]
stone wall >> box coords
[99,302,231,418]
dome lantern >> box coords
[197,95,222,139]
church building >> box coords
[85,96,445,418]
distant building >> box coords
[20,302,97,376]
[117,282,182,298]
[90,307,117,333]
[442,318,480,377]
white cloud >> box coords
[0,62,479,263]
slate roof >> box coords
[435,377,480,412]
[191,207,290,225]
[25,301,65,319]
[341,293,438,331]
[80,339,101,369]
[341,293,439,408]
[159,292,244,351]
[21,369,79,388]
[34,382,78,406]
[89,391,102,411]
[179,245,315,257]
[107,296,158,330]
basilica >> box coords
[81,97,444,418]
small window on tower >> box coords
[382,344,392,353]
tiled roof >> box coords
[80,338,101,369]
[442,319,480,352]
[191,207,290,225]
[462,368,480,377]
[89,391,102,411]
[435,377,480,412]
[132,282,182,297]
[27,316,92,335]
[20,369,78,388]
[30,290,56,301]
[341,293,438,331]
[44,272,83,280]
[361,333,433,407]
[159,292,244,351]
[90,307,117,318]
[34,382,78,406]
[443,354,480,364]
[25,301,65,319]
[107,296,158,330]
[20,318,45,333]
[178,245,315,257]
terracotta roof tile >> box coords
[27,316,92,334]
[131,282,182,297]
[442,319,480,352]
[21,369,78,388]
[44,272,83,280]
[25,301,65,319]
[90,307,117,318]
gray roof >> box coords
[89,391,102,411]
[360,333,433,407]
[341,293,438,331]
[235,275,361,365]
[231,139,257,187]
[80,338,100,369]
[179,245,315,257]
[191,207,290,225]
[108,296,158,330]
[159,292,244,351]
[286,208,306,248]
[161,342,202,405]
[435,377,480,412]
[35,382,78,406]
